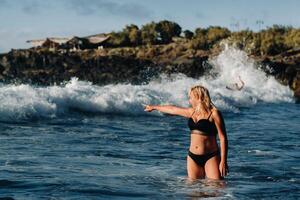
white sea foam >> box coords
[0,45,294,121]
[247,149,274,156]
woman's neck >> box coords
[194,103,209,114]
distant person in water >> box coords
[226,76,245,91]
[144,86,229,180]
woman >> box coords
[144,85,228,180]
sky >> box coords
[0,0,299,53]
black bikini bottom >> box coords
[188,149,220,167]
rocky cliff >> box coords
[0,43,299,102]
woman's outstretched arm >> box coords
[212,109,229,177]
[144,105,193,118]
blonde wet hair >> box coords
[189,85,214,113]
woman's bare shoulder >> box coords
[211,107,222,118]
[186,107,194,116]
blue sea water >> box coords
[0,46,299,199]
[0,103,299,199]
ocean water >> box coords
[0,46,299,199]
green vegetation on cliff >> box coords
[106,20,299,56]
[227,25,300,55]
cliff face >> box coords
[0,43,300,102]
[253,48,300,101]
[0,44,210,85]
[0,49,157,85]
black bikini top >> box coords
[188,111,218,136]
